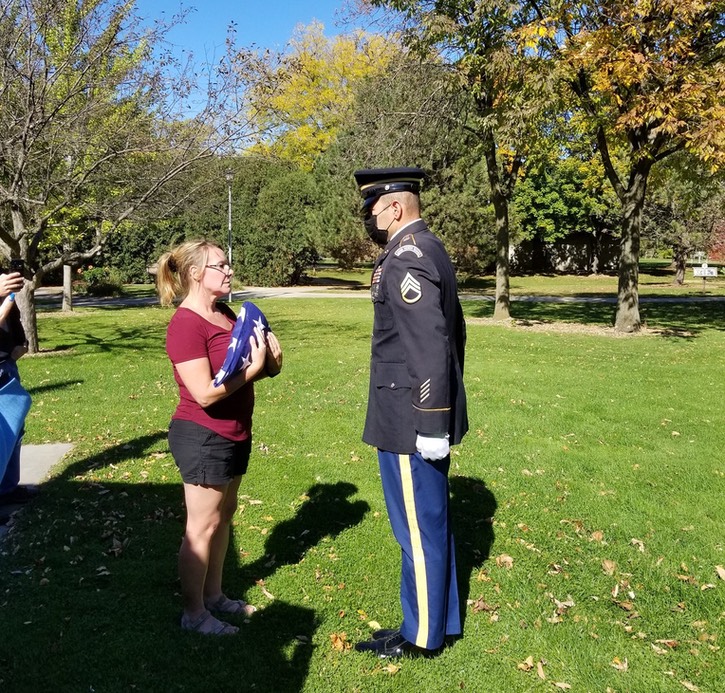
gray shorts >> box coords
[168,419,251,486]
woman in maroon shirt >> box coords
[157,240,282,635]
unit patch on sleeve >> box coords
[394,244,423,258]
[400,272,422,303]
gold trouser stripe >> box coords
[400,454,429,647]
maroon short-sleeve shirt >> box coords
[166,306,253,441]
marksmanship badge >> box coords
[400,272,422,303]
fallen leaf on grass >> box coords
[591,530,604,542]
[611,657,628,671]
[469,597,499,614]
[255,579,275,600]
[602,559,617,575]
[655,639,679,649]
[677,573,693,582]
[630,538,645,552]
[700,583,715,591]
[496,554,514,569]
[680,682,699,692]
[551,594,575,614]
[329,632,350,652]
[651,644,668,655]
[517,656,535,672]
[516,538,541,553]
[367,620,382,630]
[554,683,571,690]
[537,660,546,680]
[476,568,492,582]
[383,663,400,674]
[716,565,725,581]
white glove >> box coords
[416,433,450,461]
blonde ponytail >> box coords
[155,240,215,306]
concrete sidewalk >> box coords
[0,443,73,540]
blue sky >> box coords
[137,0,355,62]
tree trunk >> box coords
[590,228,601,275]
[62,264,73,311]
[492,191,511,321]
[672,242,687,285]
[481,129,511,321]
[614,168,649,332]
[15,280,39,354]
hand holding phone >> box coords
[1,260,25,296]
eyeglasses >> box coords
[205,262,232,274]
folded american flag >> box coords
[213,301,271,387]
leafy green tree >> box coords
[101,220,186,283]
[314,54,470,269]
[423,154,497,277]
[511,151,620,272]
[643,155,725,283]
[0,0,267,351]
[224,160,318,285]
[365,0,555,320]
[529,0,725,330]
[248,22,394,171]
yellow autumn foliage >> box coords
[251,22,397,171]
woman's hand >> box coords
[175,326,269,408]
[247,326,268,379]
[264,331,283,376]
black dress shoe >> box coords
[372,628,399,640]
[355,630,436,659]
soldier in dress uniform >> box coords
[353,167,468,658]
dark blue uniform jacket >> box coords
[363,220,468,453]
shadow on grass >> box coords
[465,298,725,335]
[38,316,168,355]
[0,434,370,692]
[24,379,84,396]
[302,274,368,290]
[450,476,497,630]
[239,481,369,590]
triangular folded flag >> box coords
[213,301,271,387]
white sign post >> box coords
[693,262,718,290]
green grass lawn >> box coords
[303,261,725,297]
[1,296,724,692]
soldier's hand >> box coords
[416,433,450,461]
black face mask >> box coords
[363,204,392,246]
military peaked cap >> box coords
[354,167,425,209]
